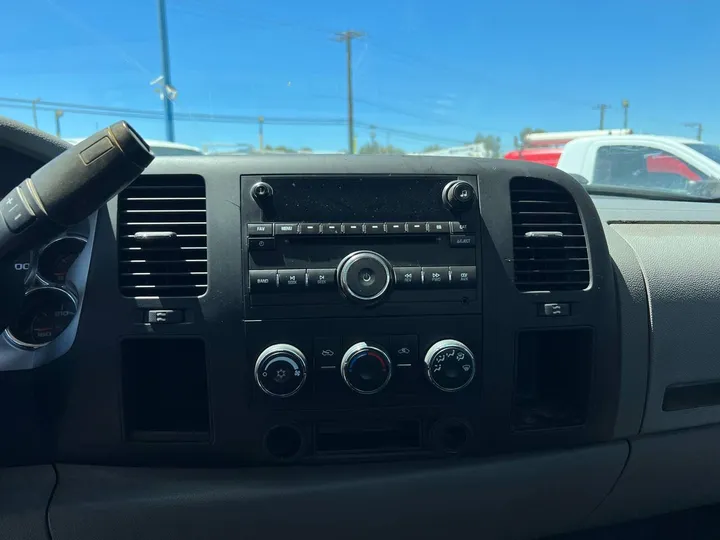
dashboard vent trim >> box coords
[117,174,208,297]
[510,177,590,292]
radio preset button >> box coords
[322,223,341,234]
[248,237,275,251]
[249,270,277,293]
[423,266,450,287]
[274,223,298,235]
[342,223,363,234]
[450,235,476,247]
[386,222,406,234]
[451,266,477,288]
[393,266,422,289]
[307,268,336,290]
[428,221,450,233]
[407,222,427,233]
[278,269,306,291]
[299,223,321,234]
[365,223,385,234]
[248,223,273,236]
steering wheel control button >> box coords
[341,342,393,395]
[274,223,298,235]
[450,235,476,248]
[338,251,393,304]
[393,266,422,290]
[1,188,36,233]
[248,223,273,236]
[248,237,275,251]
[307,268,336,290]
[450,266,477,289]
[278,269,306,291]
[422,267,450,288]
[255,344,308,398]
[443,180,477,211]
[424,339,476,392]
[249,269,277,293]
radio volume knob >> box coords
[254,344,308,398]
[337,251,393,305]
[341,342,393,395]
[424,339,476,392]
[442,180,476,212]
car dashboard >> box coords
[2,119,720,540]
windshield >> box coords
[1,1,716,201]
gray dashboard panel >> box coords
[49,443,628,540]
[0,465,56,540]
[611,222,720,433]
[604,225,649,439]
[586,424,720,528]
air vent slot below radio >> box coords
[510,177,589,292]
[117,174,207,297]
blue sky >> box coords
[0,0,718,152]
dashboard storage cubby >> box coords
[513,328,593,431]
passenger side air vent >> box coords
[118,175,207,297]
[510,177,589,292]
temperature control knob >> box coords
[424,339,476,392]
[254,344,308,398]
[341,342,393,395]
[337,251,393,305]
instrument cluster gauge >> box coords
[36,236,87,285]
[13,250,35,285]
[5,287,79,348]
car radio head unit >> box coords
[240,174,481,319]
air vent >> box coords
[118,175,207,297]
[510,177,589,292]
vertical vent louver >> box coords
[118,175,207,297]
[510,177,590,292]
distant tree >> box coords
[299,146,312,152]
[514,127,546,149]
[358,127,405,154]
[272,145,296,153]
[473,133,502,158]
[422,144,444,153]
[264,144,273,151]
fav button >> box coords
[247,223,273,236]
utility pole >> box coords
[684,122,703,141]
[31,98,40,129]
[593,104,611,130]
[258,116,265,152]
[621,99,629,130]
[334,30,364,154]
[54,110,63,138]
[157,0,175,142]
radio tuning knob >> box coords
[254,344,308,398]
[442,180,476,212]
[424,339,476,392]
